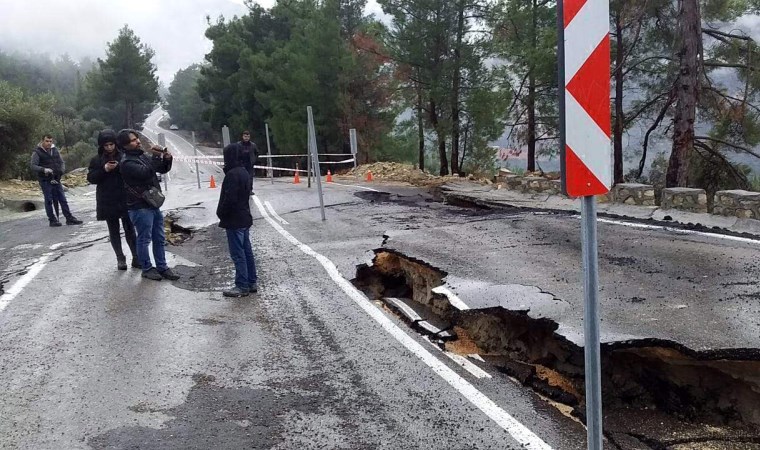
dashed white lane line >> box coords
[264,201,289,225]
[0,254,52,313]
[432,286,470,310]
[596,217,760,245]
[49,243,64,250]
[252,196,551,449]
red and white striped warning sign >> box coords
[561,0,611,197]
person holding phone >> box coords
[118,129,178,281]
[87,129,137,270]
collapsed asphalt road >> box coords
[2,124,760,448]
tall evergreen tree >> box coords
[88,26,159,129]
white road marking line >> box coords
[253,196,551,449]
[469,354,486,363]
[432,286,471,310]
[49,243,64,250]
[596,218,760,245]
[444,351,493,379]
[422,337,492,379]
[264,201,289,225]
[0,254,52,313]
[329,182,380,192]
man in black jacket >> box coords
[118,129,179,281]
[217,144,257,297]
[237,130,257,193]
[30,134,83,226]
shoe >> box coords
[249,284,258,293]
[223,287,250,298]
[117,257,127,271]
[142,268,163,281]
[49,221,62,227]
[158,268,180,280]
[131,258,141,269]
[66,217,83,225]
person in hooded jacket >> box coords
[87,129,138,270]
[117,128,179,281]
[216,144,257,297]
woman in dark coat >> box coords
[87,129,138,270]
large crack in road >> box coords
[352,249,760,449]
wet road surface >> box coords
[2,117,760,447]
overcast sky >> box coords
[0,0,386,84]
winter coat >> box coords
[236,140,258,177]
[87,145,128,221]
[30,146,65,181]
[217,157,253,230]
[120,149,172,210]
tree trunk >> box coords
[526,0,538,173]
[125,100,134,129]
[613,11,625,184]
[666,0,701,187]
[417,81,425,171]
[450,0,465,176]
[430,99,448,176]
[459,120,469,170]
[527,73,536,173]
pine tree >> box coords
[89,26,158,129]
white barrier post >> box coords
[222,125,230,147]
[192,131,201,190]
[349,128,358,169]
[307,106,326,220]
[265,123,274,185]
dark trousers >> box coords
[39,180,72,222]
[106,215,137,261]
[225,228,257,291]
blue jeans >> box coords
[226,228,256,291]
[39,180,73,222]
[128,208,168,272]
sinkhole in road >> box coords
[352,249,760,448]
[163,215,193,245]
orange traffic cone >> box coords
[294,164,301,184]
[366,170,373,182]
[326,169,333,183]
[209,175,217,188]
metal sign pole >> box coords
[192,131,201,190]
[581,196,603,449]
[307,132,312,188]
[265,123,274,185]
[559,1,609,448]
[349,128,358,168]
[222,125,230,147]
[307,106,326,221]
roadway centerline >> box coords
[252,195,552,449]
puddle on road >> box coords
[352,249,760,449]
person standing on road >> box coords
[216,144,257,297]
[87,129,138,271]
[30,134,83,227]
[237,130,258,192]
[117,129,180,281]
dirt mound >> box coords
[0,179,40,199]
[345,162,487,187]
[62,170,89,188]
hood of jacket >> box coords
[97,129,118,155]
